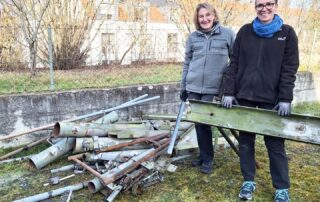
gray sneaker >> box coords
[239,181,256,200]
[200,161,213,174]
[275,189,290,202]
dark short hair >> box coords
[193,2,219,31]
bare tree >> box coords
[115,0,150,65]
[6,0,50,75]
[37,0,105,70]
[0,2,23,69]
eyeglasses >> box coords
[255,2,276,11]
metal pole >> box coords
[48,26,55,91]
[167,101,185,155]
[13,182,87,202]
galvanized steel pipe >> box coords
[29,138,75,169]
[13,182,87,202]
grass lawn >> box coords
[0,102,319,201]
[0,63,319,95]
[0,64,182,95]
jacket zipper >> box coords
[201,34,209,94]
[253,39,264,97]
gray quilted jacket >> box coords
[181,23,235,94]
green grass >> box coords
[0,64,182,95]
[293,102,320,116]
[1,63,319,95]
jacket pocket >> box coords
[209,39,228,55]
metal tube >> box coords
[68,157,103,180]
[50,164,75,174]
[73,137,132,153]
[13,182,87,202]
[92,111,119,124]
[87,139,169,193]
[0,155,31,165]
[65,96,160,123]
[29,138,75,169]
[167,101,185,155]
[97,133,169,153]
[48,26,55,91]
[84,149,148,162]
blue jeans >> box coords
[188,92,215,163]
[238,99,290,189]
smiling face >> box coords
[198,8,215,31]
[255,0,277,24]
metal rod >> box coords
[217,127,240,156]
[0,94,156,141]
[97,133,169,153]
[68,156,104,180]
[229,129,239,141]
[167,101,185,155]
[0,155,31,165]
[48,26,55,91]
[0,136,49,161]
[13,182,87,202]
[102,140,169,185]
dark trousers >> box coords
[238,99,290,189]
[188,92,215,163]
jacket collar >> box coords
[196,22,221,36]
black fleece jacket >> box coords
[224,23,299,104]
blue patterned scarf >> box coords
[253,14,283,38]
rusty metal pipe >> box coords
[87,139,169,193]
[68,156,104,180]
[97,133,169,153]
[102,140,169,185]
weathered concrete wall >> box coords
[0,84,180,148]
[293,72,320,104]
[0,72,319,148]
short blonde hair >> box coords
[193,2,219,31]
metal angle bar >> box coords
[216,127,239,156]
[186,100,320,145]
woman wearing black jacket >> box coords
[222,0,299,201]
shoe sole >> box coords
[238,194,253,201]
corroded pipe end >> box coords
[52,122,61,137]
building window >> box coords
[134,7,144,21]
[140,34,153,59]
[167,33,178,53]
[101,33,116,63]
[107,14,112,19]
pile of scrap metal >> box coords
[0,94,196,202]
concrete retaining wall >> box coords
[0,72,319,148]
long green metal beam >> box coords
[186,100,320,145]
